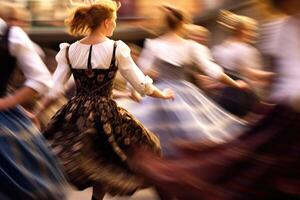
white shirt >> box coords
[138,36,223,80]
[49,40,154,98]
[259,16,300,105]
[0,18,52,94]
[212,40,262,72]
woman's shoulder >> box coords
[55,42,71,62]
[59,42,70,49]
[113,40,132,58]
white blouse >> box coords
[48,39,154,98]
[212,41,262,72]
[138,36,224,80]
[0,18,52,94]
[259,16,300,106]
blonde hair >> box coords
[218,10,257,36]
[65,0,119,36]
[185,24,210,42]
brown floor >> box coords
[67,187,159,200]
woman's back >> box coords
[139,35,223,81]
[141,36,193,67]
[67,40,115,69]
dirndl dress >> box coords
[118,59,247,157]
[43,43,161,195]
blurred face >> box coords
[104,11,117,37]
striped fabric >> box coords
[0,107,66,200]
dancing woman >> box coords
[212,11,268,116]
[42,1,174,200]
[121,5,248,157]
[0,18,66,199]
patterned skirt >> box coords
[118,80,247,157]
[43,95,161,195]
[0,107,66,200]
[131,104,300,200]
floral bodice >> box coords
[66,43,117,97]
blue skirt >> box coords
[118,80,248,157]
[0,107,66,200]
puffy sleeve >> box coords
[9,26,52,94]
[190,41,224,79]
[137,39,156,73]
[47,43,72,99]
[116,40,155,96]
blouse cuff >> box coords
[140,75,155,95]
[46,86,65,100]
[24,80,50,95]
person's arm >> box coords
[112,89,131,99]
[148,87,174,100]
[47,43,72,99]
[191,42,244,89]
[0,87,38,110]
[0,26,52,111]
[218,73,241,88]
[36,43,72,114]
[117,41,174,100]
[238,47,274,81]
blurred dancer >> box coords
[0,2,44,85]
[212,11,268,116]
[122,5,248,158]
[0,18,66,199]
[1,1,48,119]
[131,0,300,199]
[184,24,224,96]
[42,1,174,200]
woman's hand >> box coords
[162,89,175,100]
[236,80,251,90]
[148,87,175,100]
[0,87,38,112]
[130,90,142,102]
[195,74,225,90]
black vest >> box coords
[0,26,17,97]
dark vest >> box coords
[0,26,17,97]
